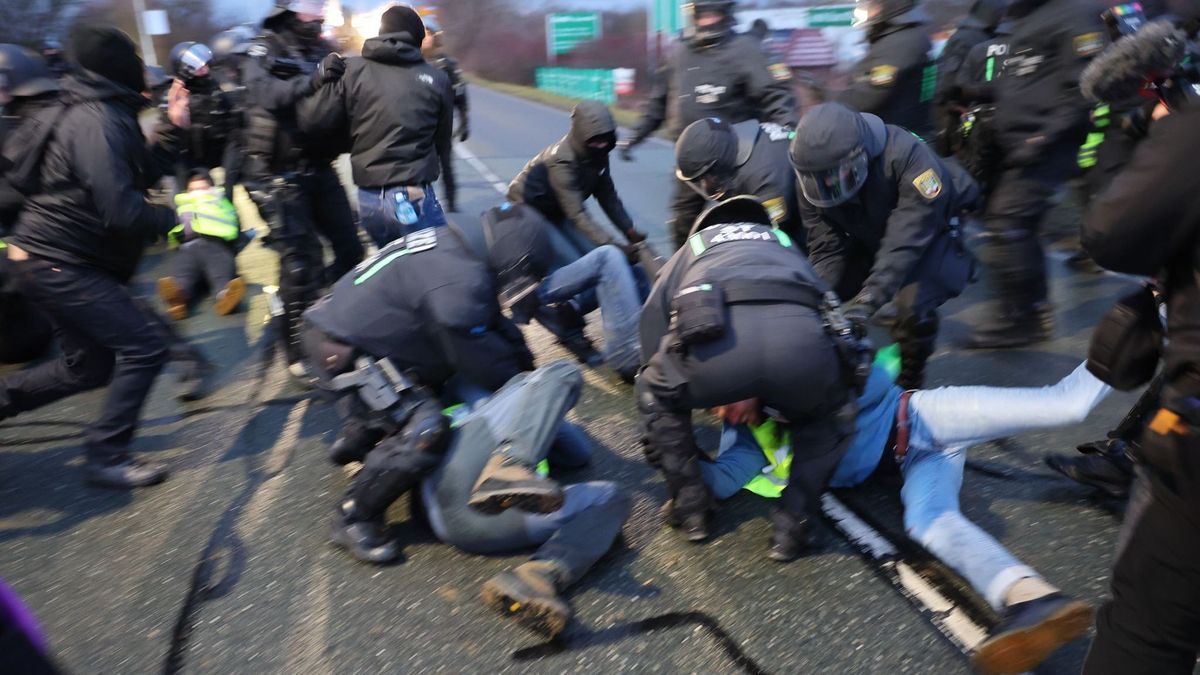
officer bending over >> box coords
[674,116,801,240]
[621,0,797,248]
[241,0,363,377]
[839,0,935,139]
[303,226,628,637]
[638,197,863,560]
[790,103,978,389]
[707,357,1108,674]
[300,5,453,249]
[421,16,469,213]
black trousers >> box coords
[171,237,237,299]
[1085,426,1200,674]
[0,256,168,462]
[668,176,708,250]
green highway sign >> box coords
[807,5,857,27]
[546,12,602,57]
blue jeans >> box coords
[538,246,642,375]
[701,362,1111,610]
[357,185,447,248]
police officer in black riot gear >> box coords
[790,103,979,390]
[932,0,1009,155]
[620,0,797,249]
[241,0,363,378]
[964,0,1108,349]
[639,196,863,560]
[168,42,240,189]
[674,117,801,240]
[840,0,936,139]
[421,16,468,213]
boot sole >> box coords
[481,577,570,637]
[214,277,245,316]
[468,488,565,516]
[328,524,399,564]
[970,600,1093,674]
[84,470,169,489]
[157,278,189,321]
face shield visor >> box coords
[174,43,213,83]
[796,147,869,208]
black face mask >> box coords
[288,16,324,43]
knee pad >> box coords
[398,398,450,457]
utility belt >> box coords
[313,330,430,432]
[667,276,874,393]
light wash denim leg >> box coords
[901,362,1112,609]
[539,246,642,373]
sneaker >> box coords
[84,457,169,488]
[468,452,564,515]
[971,594,1093,674]
[480,561,572,637]
[157,277,189,321]
[330,503,400,564]
[214,277,245,316]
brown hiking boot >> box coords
[157,277,189,321]
[468,451,564,515]
[971,594,1093,674]
[214,277,245,316]
[481,561,572,637]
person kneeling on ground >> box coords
[703,354,1110,674]
[157,170,246,320]
[303,221,628,637]
[460,202,642,382]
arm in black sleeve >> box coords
[434,79,454,180]
[629,63,670,146]
[448,60,468,119]
[860,151,948,305]
[741,41,797,128]
[74,114,174,238]
[145,115,183,183]
[800,198,849,290]
[546,157,615,246]
[594,167,637,237]
[1031,20,1109,150]
[241,49,316,113]
[296,76,348,135]
[638,251,688,365]
[1083,108,1200,275]
[838,42,899,115]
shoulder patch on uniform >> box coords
[912,169,942,200]
[769,62,792,82]
[247,43,268,58]
[868,65,898,87]
[1073,32,1105,57]
[763,197,787,225]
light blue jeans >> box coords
[538,245,642,375]
[904,362,1111,609]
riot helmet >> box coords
[675,118,739,200]
[693,195,774,235]
[789,103,884,208]
[685,0,737,47]
[0,44,60,107]
[170,42,214,85]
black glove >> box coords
[617,139,636,162]
[625,228,647,245]
[309,53,345,92]
[841,299,876,338]
[457,120,470,143]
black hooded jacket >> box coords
[839,8,934,138]
[298,32,453,188]
[506,101,636,247]
[3,71,177,281]
[935,0,1007,106]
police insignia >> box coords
[769,62,792,82]
[1073,32,1105,57]
[763,197,787,224]
[912,169,942,200]
[869,65,897,87]
[247,43,268,58]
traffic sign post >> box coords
[546,11,602,64]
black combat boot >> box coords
[329,496,400,564]
[967,300,1054,349]
[767,508,813,562]
[481,560,572,637]
[1044,439,1135,499]
[536,302,602,366]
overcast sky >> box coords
[212,0,646,23]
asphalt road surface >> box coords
[0,85,1152,674]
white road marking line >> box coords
[454,143,509,195]
[820,493,992,655]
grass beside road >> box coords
[466,75,643,130]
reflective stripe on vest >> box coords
[742,418,792,499]
[173,192,241,242]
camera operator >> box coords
[1076,14,1200,672]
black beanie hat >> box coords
[380,5,427,43]
[68,24,147,93]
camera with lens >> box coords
[1082,9,1200,113]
